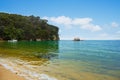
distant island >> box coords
[0,12,59,41]
[73,37,83,41]
[73,37,80,41]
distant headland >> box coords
[0,12,59,41]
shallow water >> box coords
[0,40,120,80]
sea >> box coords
[0,40,120,80]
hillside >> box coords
[0,12,59,41]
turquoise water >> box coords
[0,40,120,80]
[59,40,120,77]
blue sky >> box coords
[0,0,120,40]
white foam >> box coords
[0,58,58,80]
[40,74,57,80]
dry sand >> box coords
[0,64,26,80]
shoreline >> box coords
[0,58,58,80]
[0,64,26,80]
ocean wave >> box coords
[0,58,57,80]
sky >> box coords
[0,0,120,40]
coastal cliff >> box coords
[0,12,59,41]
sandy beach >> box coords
[0,64,26,80]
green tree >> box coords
[0,12,59,41]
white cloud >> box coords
[42,16,72,26]
[81,24,102,32]
[72,18,92,25]
[42,16,102,32]
[111,22,119,27]
[51,16,72,25]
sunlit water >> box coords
[0,40,120,80]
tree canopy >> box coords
[0,12,59,41]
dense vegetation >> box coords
[0,12,59,41]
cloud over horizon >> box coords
[111,22,119,27]
[42,16,102,32]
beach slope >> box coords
[0,65,25,80]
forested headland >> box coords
[0,12,59,41]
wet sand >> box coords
[0,64,26,80]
